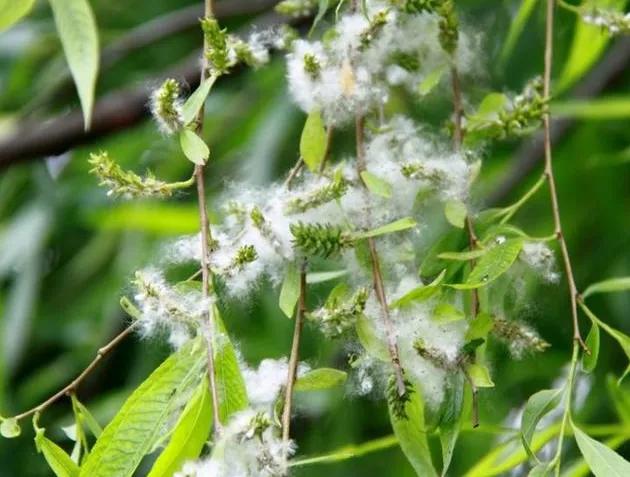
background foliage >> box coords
[0,0,628,475]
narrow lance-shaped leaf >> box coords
[79,338,207,477]
[520,389,563,458]
[390,270,446,309]
[148,379,213,477]
[279,262,300,318]
[179,129,210,165]
[450,239,523,289]
[0,0,36,32]
[388,383,438,477]
[214,306,249,422]
[48,0,99,130]
[499,0,539,64]
[582,323,600,373]
[360,171,393,198]
[295,368,347,391]
[582,276,630,299]
[572,423,630,477]
[34,421,80,477]
[444,200,467,229]
[353,217,417,240]
[182,76,217,125]
[300,110,327,172]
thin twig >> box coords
[12,324,137,421]
[282,259,308,448]
[283,157,305,190]
[451,65,480,317]
[542,0,587,351]
[355,115,406,396]
[195,0,223,435]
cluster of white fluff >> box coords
[242,357,310,410]
[175,409,294,477]
[286,3,480,124]
[520,241,559,284]
[581,8,630,36]
[161,113,474,304]
[133,269,212,348]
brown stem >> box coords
[12,324,137,421]
[355,115,406,396]
[542,0,587,351]
[451,65,480,318]
[195,0,222,435]
[283,158,305,190]
[281,260,308,447]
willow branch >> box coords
[282,259,308,447]
[542,0,586,351]
[11,324,137,421]
[451,65,480,317]
[356,115,406,396]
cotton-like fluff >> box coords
[242,358,310,410]
[521,241,559,283]
[285,7,482,124]
[133,268,211,348]
[175,409,294,477]
[366,116,474,203]
[362,276,468,408]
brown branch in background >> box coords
[12,323,137,421]
[196,0,222,436]
[0,9,289,169]
[488,36,630,206]
[451,66,480,317]
[542,0,586,351]
[356,115,406,397]
[281,259,308,448]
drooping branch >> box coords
[541,0,586,350]
[0,9,288,170]
[488,36,630,206]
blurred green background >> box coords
[0,0,628,475]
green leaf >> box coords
[465,363,495,388]
[0,0,36,32]
[465,312,494,341]
[419,66,446,96]
[295,368,347,391]
[551,97,630,120]
[388,384,438,477]
[438,249,487,261]
[556,0,625,92]
[214,306,249,422]
[390,270,445,309]
[79,339,206,477]
[437,374,464,476]
[182,76,217,125]
[606,375,630,424]
[179,129,210,165]
[300,110,327,172]
[433,303,465,323]
[353,217,417,240]
[580,303,630,362]
[450,239,523,289]
[34,427,80,477]
[49,0,99,130]
[310,0,330,35]
[582,323,600,373]
[289,435,398,467]
[360,171,393,198]
[279,262,300,318]
[572,423,630,477]
[356,314,390,361]
[520,389,562,457]
[444,200,467,229]
[0,417,21,438]
[88,203,199,235]
[148,380,212,477]
[500,0,539,65]
[72,396,102,438]
[476,93,508,118]
[529,462,553,477]
[583,277,630,299]
[306,270,348,284]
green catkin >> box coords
[387,375,414,420]
[308,287,369,338]
[290,222,352,258]
[492,317,550,355]
[201,18,230,75]
[286,174,348,214]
